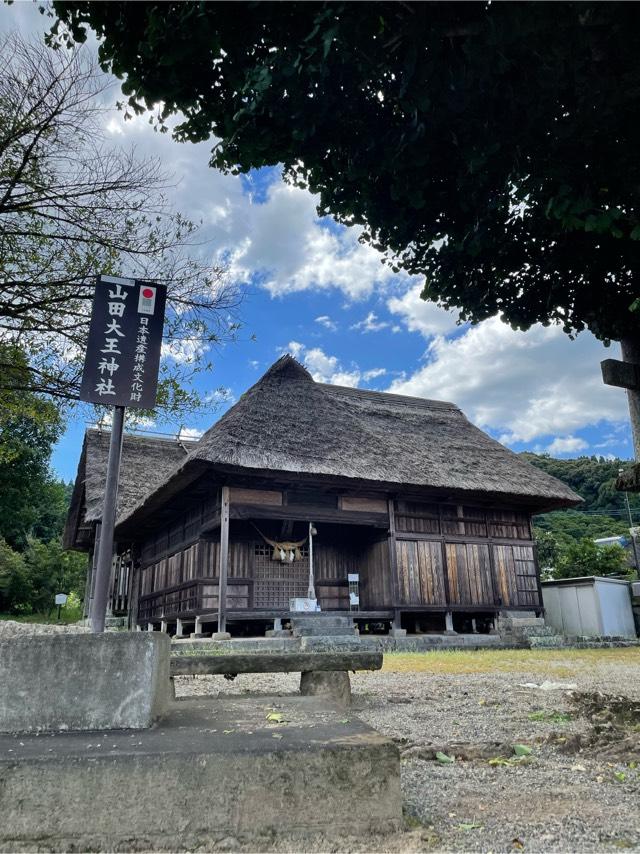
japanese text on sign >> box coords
[79,276,167,409]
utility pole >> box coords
[620,467,640,579]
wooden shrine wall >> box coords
[133,490,541,616]
[393,500,540,610]
[359,538,394,608]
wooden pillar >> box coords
[83,547,94,620]
[217,485,230,633]
[85,522,101,619]
[602,339,640,460]
[621,337,640,460]
[387,497,401,628]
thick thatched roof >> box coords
[63,431,197,549]
[112,355,580,534]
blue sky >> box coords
[2,3,634,482]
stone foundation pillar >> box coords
[300,671,351,707]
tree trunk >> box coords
[621,337,640,460]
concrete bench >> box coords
[170,651,383,706]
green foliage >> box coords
[0,538,30,613]
[0,537,87,616]
[59,590,83,623]
[0,352,87,616]
[527,453,638,572]
[522,453,640,515]
[50,2,640,340]
[0,346,63,549]
[534,529,560,571]
[534,511,630,555]
[554,538,629,580]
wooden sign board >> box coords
[80,275,167,409]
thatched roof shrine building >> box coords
[66,355,580,634]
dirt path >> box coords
[177,648,640,852]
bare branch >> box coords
[0,33,243,417]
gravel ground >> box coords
[176,649,640,853]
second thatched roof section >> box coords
[115,355,580,532]
[63,431,197,549]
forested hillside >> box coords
[522,453,639,575]
[521,453,640,515]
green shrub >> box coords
[553,537,629,580]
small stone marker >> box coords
[0,632,170,733]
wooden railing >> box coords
[137,577,250,623]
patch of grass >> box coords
[381,647,640,677]
[528,709,572,723]
[0,610,81,626]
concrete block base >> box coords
[0,632,170,733]
[0,696,401,850]
[300,670,352,707]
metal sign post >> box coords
[90,405,125,633]
[79,275,166,632]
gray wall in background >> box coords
[542,577,636,638]
[596,578,636,636]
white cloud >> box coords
[284,341,305,360]
[205,387,234,405]
[546,436,589,455]
[363,367,387,381]
[388,317,628,445]
[305,347,360,387]
[178,426,204,440]
[315,315,338,331]
[161,339,208,364]
[281,342,384,388]
[350,311,389,333]
[222,183,402,301]
[388,283,461,338]
[105,118,125,137]
[594,435,619,450]
[91,412,155,431]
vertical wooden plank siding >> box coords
[396,540,446,605]
[512,544,539,607]
[444,543,493,606]
[313,542,358,579]
[493,544,515,606]
[387,497,401,611]
[217,485,230,631]
[359,539,393,607]
[492,543,537,607]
